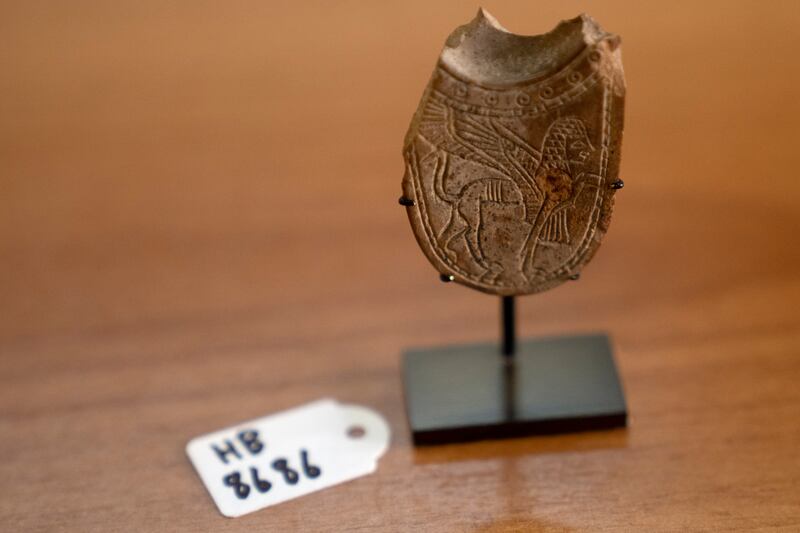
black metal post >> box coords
[501,296,517,420]
[501,296,516,358]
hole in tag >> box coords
[346,425,366,439]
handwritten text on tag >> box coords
[186,399,390,517]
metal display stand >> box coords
[402,296,627,445]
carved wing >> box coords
[417,99,544,202]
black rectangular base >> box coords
[402,333,627,445]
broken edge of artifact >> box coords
[440,8,617,87]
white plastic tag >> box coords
[186,399,390,517]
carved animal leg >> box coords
[460,201,489,270]
[438,208,463,263]
[432,151,453,203]
[521,205,553,279]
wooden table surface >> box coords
[2,1,799,531]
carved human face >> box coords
[566,132,594,170]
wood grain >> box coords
[1,1,799,531]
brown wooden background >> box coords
[2,1,799,531]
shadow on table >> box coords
[411,427,628,465]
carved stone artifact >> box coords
[401,10,625,295]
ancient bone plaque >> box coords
[401,10,625,296]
